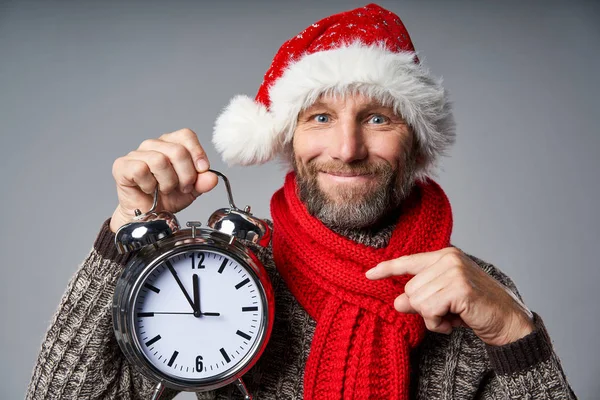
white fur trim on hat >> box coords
[213,42,455,179]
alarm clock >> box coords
[112,170,274,400]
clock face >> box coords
[132,249,265,381]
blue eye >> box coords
[314,114,329,123]
[368,114,387,124]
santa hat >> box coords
[212,3,455,180]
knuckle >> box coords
[408,296,421,312]
[170,143,189,160]
[161,181,178,193]
[158,175,178,192]
[179,175,196,187]
[196,148,207,160]
[443,251,463,265]
[130,161,150,179]
[420,302,435,318]
[446,247,462,256]
[424,319,439,331]
[378,262,391,275]
[457,280,474,298]
[178,128,195,138]
[448,264,465,279]
[158,131,172,140]
[402,254,416,264]
[166,128,195,141]
[139,138,159,149]
[112,157,125,176]
[149,152,170,170]
[181,127,195,136]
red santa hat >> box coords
[212,3,455,180]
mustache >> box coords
[304,160,392,176]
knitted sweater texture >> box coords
[26,218,577,400]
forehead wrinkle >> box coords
[304,93,391,114]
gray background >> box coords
[1,0,598,398]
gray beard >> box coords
[294,152,417,231]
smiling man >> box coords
[27,3,576,400]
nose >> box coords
[327,119,368,163]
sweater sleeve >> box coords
[467,254,578,400]
[25,219,180,400]
[483,313,577,399]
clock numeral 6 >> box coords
[196,355,204,372]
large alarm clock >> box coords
[112,170,274,400]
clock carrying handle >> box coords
[208,169,240,211]
[204,170,271,246]
[133,169,238,218]
[150,382,165,400]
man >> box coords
[27,4,576,399]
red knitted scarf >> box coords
[270,172,453,399]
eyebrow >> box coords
[302,101,330,111]
[303,99,394,112]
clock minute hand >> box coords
[166,260,195,312]
[192,273,201,317]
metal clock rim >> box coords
[113,228,274,393]
[129,244,268,389]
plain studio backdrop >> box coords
[1,0,598,398]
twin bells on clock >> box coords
[113,170,274,400]
[115,169,271,253]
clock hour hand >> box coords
[166,260,195,312]
[193,273,201,317]
[143,311,221,316]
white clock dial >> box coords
[132,249,265,380]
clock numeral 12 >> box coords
[191,253,206,269]
[195,355,203,372]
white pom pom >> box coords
[212,95,280,166]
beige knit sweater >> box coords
[26,219,577,399]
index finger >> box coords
[365,248,451,280]
[161,128,210,172]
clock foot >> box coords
[150,381,166,400]
[235,378,252,400]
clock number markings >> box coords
[144,283,160,294]
[192,252,206,269]
[219,348,231,363]
[235,278,250,290]
[137,312,154,318]
[195,355,204,372]
[145,335,161,347]
[236,330,252,341]
[218,257,229,274]
[167,350,179,368]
